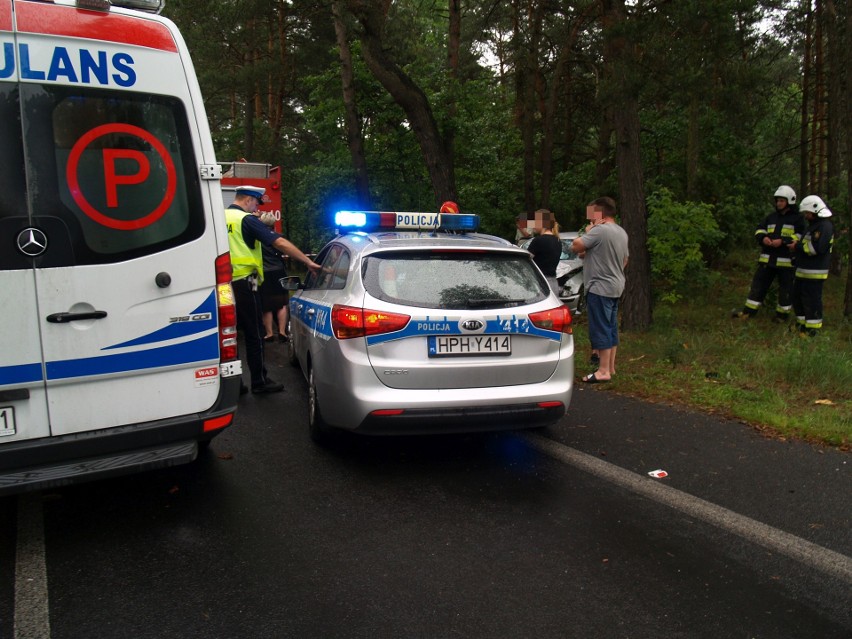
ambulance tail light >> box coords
[529,305,573,335]
[331,305,410,339]
[203,413,234,433]
[215,253,239,361]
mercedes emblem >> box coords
[16,228,48,257]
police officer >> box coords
[790,195,834,336]
[226,186,320,394]
[733,185,805,321]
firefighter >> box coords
[790,195,834,336]
[732,185,805,321]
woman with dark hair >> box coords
[527,208,562,297]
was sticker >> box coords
[194,366,219,387]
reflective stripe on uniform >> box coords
[795,268,828,280]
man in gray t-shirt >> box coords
[571,197,629,383]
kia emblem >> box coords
[460,319,484,331]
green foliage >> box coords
[162,0,848,307]
[646,188,725,303]
[576,251,850,447]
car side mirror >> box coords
[279,275,303,291]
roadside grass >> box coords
[572,249,851,449]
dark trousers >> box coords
[792,277,824,331]
[233,278,268,388]
[745,264,795,315]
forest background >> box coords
[162,1,850,446]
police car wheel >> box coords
[308,366,333,445]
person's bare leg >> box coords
[593,347,613,380]
[262,311,274,339]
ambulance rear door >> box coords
[1,0,226,440]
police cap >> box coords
[236,185,266,203]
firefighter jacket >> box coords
[225,206,264,284]
[754,206,805,268]
[794,217,834,280]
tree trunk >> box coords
[686,98,699,200]
[541,15,586,208]
[346,0,456,205]
[332,1,371,207]
[270,0,289,150]
[824,0,842,276]
[600,0,652,331]
[244,81,255,159]
[845,0,852,316]
[811,0,826,194]
[512,0,539,213]
[800,1,812,191]
[444,0,461,186]
[825,0,841,199]
[595,108,614,193]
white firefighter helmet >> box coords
[799,195,832,218]
[774,185,796,204]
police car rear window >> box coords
[363,251,547,310]
[2,84,203,269]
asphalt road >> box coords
[1,344,850,639]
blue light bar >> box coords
[439,214,479,232]
[334,210,480,233]
[335,210,369,228]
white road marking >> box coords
[524,432,852,584]
[14,494,50,639]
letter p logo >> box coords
[103,149,150,207]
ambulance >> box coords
[0,0,242,495]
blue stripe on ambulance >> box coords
[0,293,220,386]
[103,290,218,350]
[47,333,218,380]
[0,363,43,386]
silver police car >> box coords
[287,211,575,443]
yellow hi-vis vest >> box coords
[225,207,264,284]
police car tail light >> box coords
[529,306,573,334]
[331,305,410,339]
[215,253,239,361]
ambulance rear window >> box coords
[16,85,204,266]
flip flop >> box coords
[582,373,609,384]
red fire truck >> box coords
[220,160,283,233]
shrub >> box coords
[646,188,725,303]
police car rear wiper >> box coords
[466,298,526,308]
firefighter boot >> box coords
[731,308,755,319]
